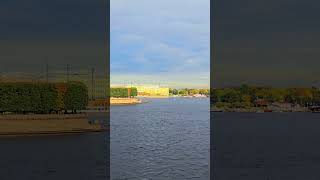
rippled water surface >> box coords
[111,98,210,180]
[212,112,320,180]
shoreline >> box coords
[137,96,169,99]
[210,107,312,113]
[0,114,106,137]
[110,97,142,105]
[138,96,209,98]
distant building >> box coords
[126,85,169,97]
[254,99,268,107]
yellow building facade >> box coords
[127,85,169,97]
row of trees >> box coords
[0,82,88,114]
[110,87,138,98]
[169,88,210,96]
[211,84,320,107]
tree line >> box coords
[110,87,138,98]
[0,81,88,114]
[211,84,320,108]
[169,88,210,96]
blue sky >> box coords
[111,0,210,88]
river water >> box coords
[0,98,209,180]
[111,97,210,180]
[2,99,320,179]
[212,112,320,180]
[0,113,109,180]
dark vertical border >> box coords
[0,0,111,179]
[210,0,214,179]
[106,0,110,179]
[210,0,320,179]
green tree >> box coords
[130,87,138,97]
[170,88,179,95]
[312,87,320,105]
[178,89,188,95]
[110,88,130,98]
[64,82,88,113]
[241,94,252,106]
[220,89,241,103]
[199,89,209,95]
[189,89,199,95]
[240,84,249,95]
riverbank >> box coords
[110,98,142,105]
[137,96,169,98]
[0,114,106,137]
[210,106,310,112]
[137,95,208,98]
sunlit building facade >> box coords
[126,85,169,97]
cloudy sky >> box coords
[0,0,107,75]
[212,0,320,87]
[110,0,210,88]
